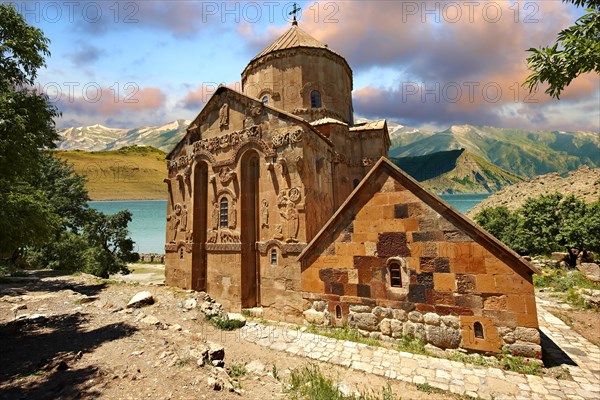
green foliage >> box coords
[228,362,247,378]
[206,315,245,330]
[0,5,138,277]
[416,383,445,394]
[286,364,398,400]
[497,350,543,376]
[475,193,600,256]
[396,335,429,355]
[305,325,381,347]
[525,0,600,98]
[534,267,599,309]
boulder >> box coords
[207,367,235,392]
[425,325,461,348]
[349,313,378,331]
[227,313,247,327]
[578,263,600,283]
[303,309,326,325]
[207,342,225,361]
[182,298,197,310]
[408,311,424,323]
[349,305,371,313]
[127,291,154,308]
[140,315,160,325]
[312,301,327,312]
[578,288,600,308]
[402,321,425,341]
[423,313,440,326]
[513,327,540,344]
[503,343,542,358]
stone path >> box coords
[240,303,600,399]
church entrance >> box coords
[241,151,260,307]
[192,162,208,291]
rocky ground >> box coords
[0,270,448,400]
[467,166,600,217]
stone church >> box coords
[165,22,542,356]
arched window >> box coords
[219,197,229,228]
[311,90,321,108]
[474,322,484,339]
[335,305,342,319]
[270,248,278,265]
[389,262,402,287]
[353,179,360,189]
[262,95,269,105]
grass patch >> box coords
[228,362,247,378]
[305,325,381,347]
[396,335,429,356]
[177,356,193,367]
[416,383,444,394]
[286,364,397,400]
[206,315,245,331]
[534,267,600,309]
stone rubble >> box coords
[126,291,154,308]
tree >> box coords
[0,4,138,277]
[0,3,60,259]
[475,193,600,264]
[525,0,600,98]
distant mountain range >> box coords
[56,120,599,187]
[389,124,599,178]
[392,149,523,194]
[56,119,190,152]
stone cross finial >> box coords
[289,2,301,25]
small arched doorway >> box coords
[241,151,260,307]
[192,162,208,291]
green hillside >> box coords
[392,149,524,194]
[389,125,599,178]
[53,146,167,200]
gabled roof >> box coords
[251,23,330,61]
[166,86,333,160]
[350,119,387,131]
[298,157,540,276]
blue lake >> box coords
[89,194,489,254]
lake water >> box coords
[89,194,489,254]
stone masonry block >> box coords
[433,273,456,292]
[377,232,410,257]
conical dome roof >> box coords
[251,23,329,61]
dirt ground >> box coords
[0,269,449,400]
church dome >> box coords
[241,22,353,124]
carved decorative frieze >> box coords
[271,128,303,149]
[205,243,242,252]
[256,240,306,255]
[164,240,193,253]
[168,155,191,172]
[330,152,374,168]
[192,125,262,155]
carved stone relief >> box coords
[271,128,303,149]
[274,224,283,240]
[261,199,269,227]
[229,200,237,229]
[218,166,236,185]
[219,103,229,127]
[191,125,261,155]
[280,199,299,243]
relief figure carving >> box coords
[261,199,269,227]
[219,103,229,127]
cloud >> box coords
[55,85,167,119]
[178,81,242,111]
[67,43,106,67]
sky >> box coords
[15,0,600,132]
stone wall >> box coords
[303,299,541,357]
[138,253,165,263]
